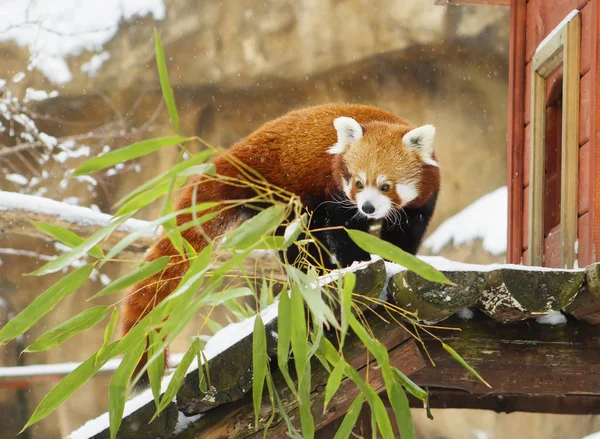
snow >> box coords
[0,190,153,235]
[5,173,29,185]
[536,310,567,325]
[535,9,579,55]
[456,308,475,320]
[583,433,600,439]
[23,88,58,103]
[81,51,111,77]
[0,0,166,84]
[423,186,508,256]
[473,430,492,439]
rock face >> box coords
[0,1,510,438]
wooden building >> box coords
[440,0,599,269]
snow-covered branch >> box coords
[0,190,155,256]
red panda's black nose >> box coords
[362,202,375,214]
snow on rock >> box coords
[423,186,508,256]
[583,433,600,439]
[0,190,153,235]
[23,88,59,102]
[5,173,29,185]
[0,0,166,84]
[536,310,567,325]
[456,308,475,320]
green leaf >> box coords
[90,256,170,300]
[109,339,145,439]
[97,308,119,365]
[393,368,428,402]
[383,365,414,439]
[114,177,187,216]
[114,151,214,208]
[159,338,202,413]
[346,229,451,285]
[332,394,364,439]
[72,136,192,176]
[442,343,491,388]
[220,204,286,250]
[340,272,355,348]
[324,359,345,410]
[31,221,103,259]
[282,213,307,248]
[252,313,268,425]
[21,341,120,432]
[30,216,130,276]
[277,292,296,394]
[147,330,165,408]
[0,265,93,344]
[203,287,253,307]
[154,29,179,134]
[24,306,109,352]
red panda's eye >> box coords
[380,184,391,192]
[355,181,364,189]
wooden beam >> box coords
[434,0,510,5]
[408,315,600,413]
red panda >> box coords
[121,103,440,383]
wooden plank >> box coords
[523,185,529,250]
[543,174,560,236]
[581,2,593,75]
[579,141,590,215]
[560,12,581,268]
[578,212,591,266]
[409,315,600,406]
[592,0,600,264]
[580,71,592,145]
[526,0,589,62]
[524,124,531,187]
[507,0,528,264]
[524,62,532,125]
[543,225,561,267]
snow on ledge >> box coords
[535,9,579,55]
[0,190,153,236]
[423,186,508,256]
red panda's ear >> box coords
[402,125,438,167]
[328,117,363,154]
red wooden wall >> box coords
[507,0,598,267]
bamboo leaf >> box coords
[147,330,165,408]
[30,216,130,276]
[346,229,451,285]
[383,365,414,439]
[109,339,145,439]
[252,313,268,425]
[277,292,296,394]
[220,204,286,250]
[24,306,109,352]
[393,368,428,402]
[154,29,179,134]
[114,177,187,216]
[90,256,170,300]
[340,272,355,348]
[0,264,93,344]
[31,221,103,259]
[159,338,202,412]
[97,308,119,365]
[324,359,345,410]
[114,151,214,207]
[202,287,253,307]
[73,136,192,176]
[442,343,491,388]
[21,341,120,432]
[282,213,307,248]
[332,394,364,439]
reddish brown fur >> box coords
[121,104,440,381]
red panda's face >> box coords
[328,116,438,220]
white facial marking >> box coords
[342,177,352,199]
[402,124,436,164]
[356,186,392,219]
[358,171,367,186]
[396,183,419,205]
[376,175,387,186]
[328,117,363,154]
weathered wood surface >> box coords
[408,314,600,413]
